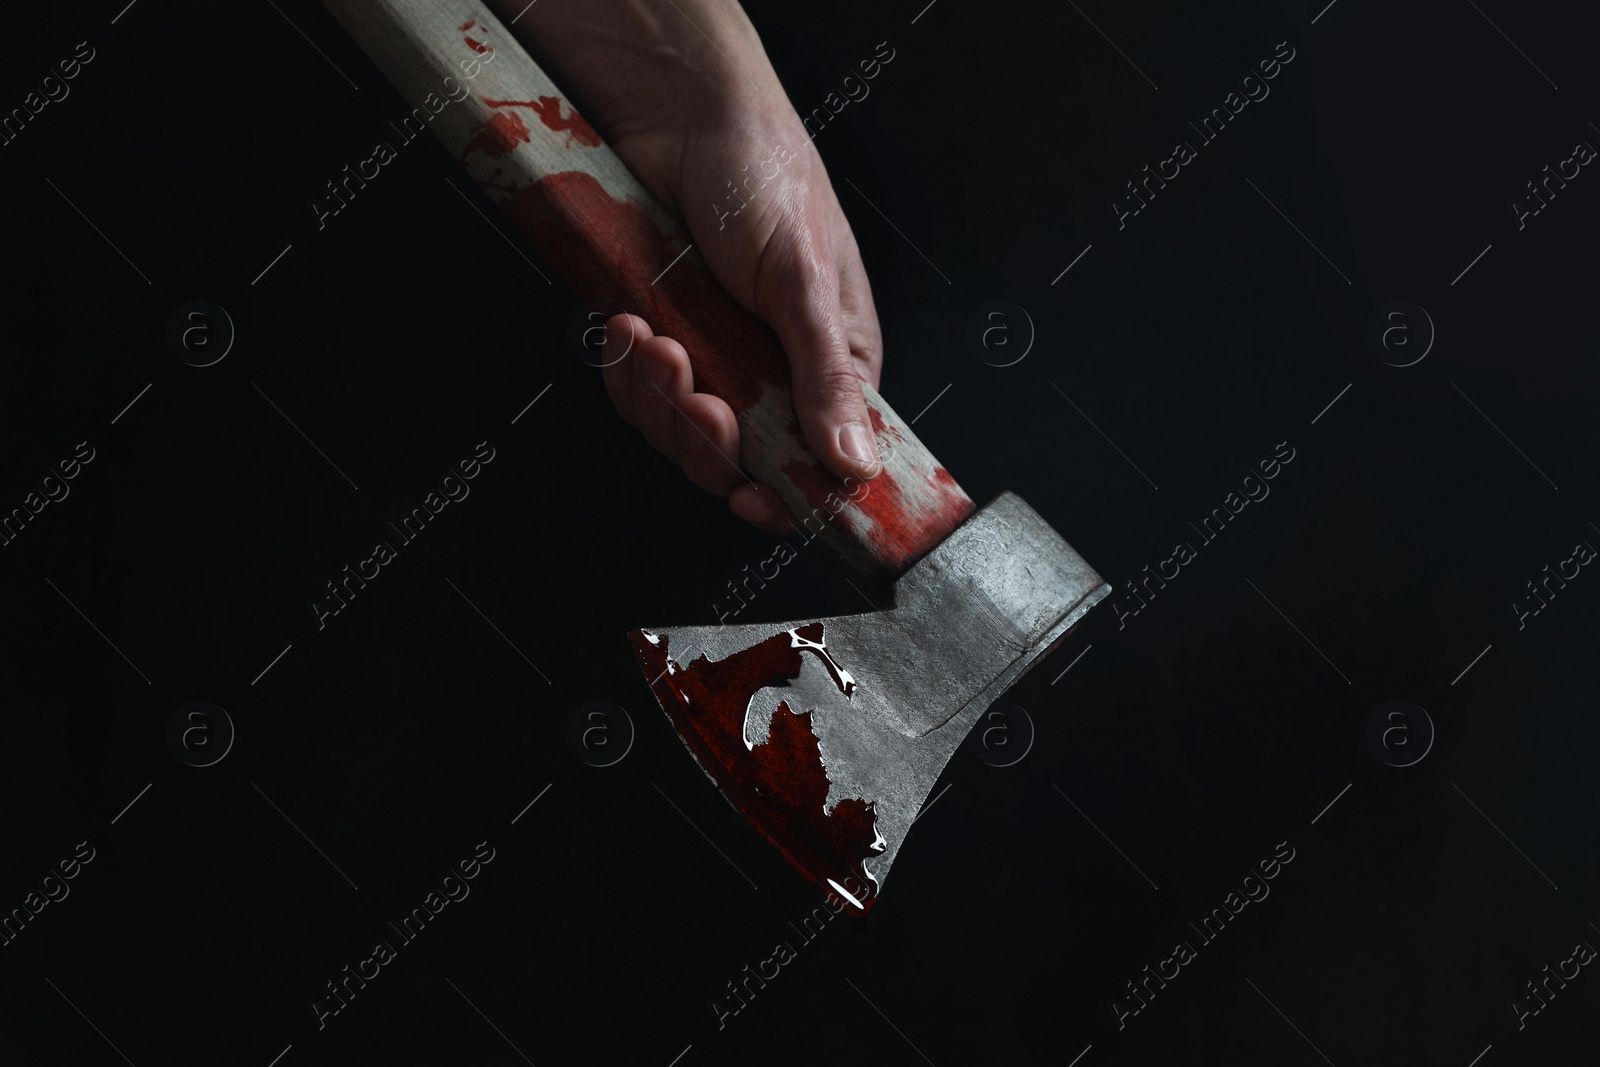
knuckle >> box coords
[806,364,866,413]
[849,336,881,371]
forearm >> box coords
[482,0,781,136]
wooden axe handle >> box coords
[322,0,974,580]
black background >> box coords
[1,0,1596,1064]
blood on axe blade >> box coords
[325,0,1109,912]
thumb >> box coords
[762,242,882,485]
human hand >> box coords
[490,0,884,534]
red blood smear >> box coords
[631,625,881,910]
[462,111,531,159]
[482,96,601,148]
[464,35,489,54]
[457,18,475,31]
[782,453,972,567]
[928,465,960,492]
[865,405,903,445]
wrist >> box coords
[489,0,781,138]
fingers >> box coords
[601,313,763,513]
[601,313,646,425]
[628,332,693,464]
[729,483,795,535]
[671,390,746,497]
[600,189,890,536]
[759,227,883,485]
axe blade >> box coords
[630,492,1108,912]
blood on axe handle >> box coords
[325,0,1110,912]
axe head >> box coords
[630,492,1107,912]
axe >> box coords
[325,0,1109,912]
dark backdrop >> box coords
[1,1,1596,1064]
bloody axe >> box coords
[325,0,1109,912]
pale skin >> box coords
[487,0,884,533]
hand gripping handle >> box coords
[322,0,975,578]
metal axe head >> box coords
[630,492,1108,913]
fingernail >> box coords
[838,421,881,478]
